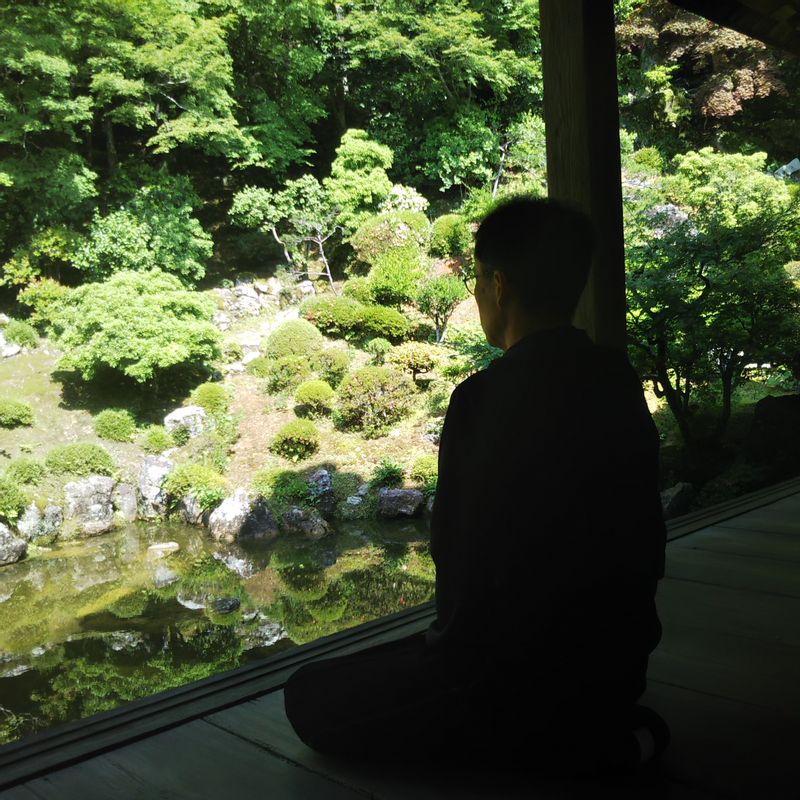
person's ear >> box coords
[493,270,506,307]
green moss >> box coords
[45,443,114,476]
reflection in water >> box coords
[0,518,433,744]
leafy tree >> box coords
[415,275,468,343]
[51,269,221,385]
[625,148,800,448]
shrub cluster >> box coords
[269,419,321,462]
[162,463,228,511]
[4,458,46,486]
[0,399,34,428]
[294,380,334,418]
[265,356,314,394]
[45,443,115,476]
[332,367,415,438]
[246,355,272,378]
[410,455,438,496]
[3,320,38,349]
[317,347,351,387]
[17,278,70,333]
[367,248,426,307]
[252,468,311,509]
[0,476,27,524]
[142,425,175,454]
[358,305,410,342]
[262,319,324,361]
[430,214,472,259]
[349,211,430,268]
[385,342,439,380]
[190,382,229,416]
[300,296,409,343]
[341,276,374,304]
[365,337,392,365]
[369,457,404,489]
[94,409,137,442]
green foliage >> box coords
[369,457,404,489]
[1,226,84,289]
[162,464,228,511]
[299,295,365,339]
[0,476,27,524]
[4,458,46,486]
[262,319,324,361]
[190,383,229,416]
[333,367,415,438]
[365,337,392,365]
[50,270,221,384]
[367,248,427,308]
[246,356,272,378]
[415,275,468,343]
[269,419,321,462]
[349,212,430,269]
[94,409,136,442]
[142,425,174,454]
[341,276,374,304]
[316,347,351,387]
[252,468,311,510]
[440,324,503,379]
[171,425,192,447]
[385,342,440,380]
[410,455,438,487]
[16,279,69,333]
[356,305,411,343]
[294,380,334,418]
[264,356,314,394]
[223,341,244,363]
[0,399,34,428]
[425,379,455,417]
[430,215,472,259]
[45,443,114,477]
[3,320,38,349]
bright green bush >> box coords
[415,275,469,343]
[349,211,430,268]
[3,320,38,349]
[430,214,472,259]
[369,457,404,488]
[355,305,410,343]
[252,468,311,508]
[162,463,228,511]
[142,425,175,454]
[0,399,34,428]
[4,458,46,486]
[367,248,426,307]
[299,295,365,339]
[294,380,334,418]
[365,337,392,365]
[190,382,229,416]
[94,409,136,442]
[171,424,192,446]
[426,379,455,417]
[45,443,115,476]
[223,341,244,362]
[17,279,70,333]
[385,342,439,380]
[269,419,321,462]
[341,276,374,304]
[332,367,415,438]
[262,319,324,361]
[317,347,351,387]
[410,455,438,496]
[246,356,272,378]
[0,476,27,524]
[265,356,314,394]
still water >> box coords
[0,517,434,744]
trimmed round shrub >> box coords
[349,211,430,268]
[385,342,439,380]
[369,457,404,488]
[341,276,374,304]
[355,305,410,343]
[269,419,321,462]
[3,320,38,349]
[262,319,324,361]
[410,455,438,495]
[223,341,244,362]
[333,367,415,438]
[265,356,314,394]
[190,382,229,416]
[252,468,311,508]
[162,463,228,511]
[4,458,46,486]
[0,476,27,524]
[430,214,472,259]
[246,356,272,378]
[0,399,34,428]
[365,337,392,365]
[142,425,175,454]
[94,409,137,442]
[45,443,115,476]
[367,248,426,307]
[317,347,351,387]
[294,380,334,418]
[299,295,365,339]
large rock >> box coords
[180,493,209,526]
[163,405,208,439]
[307,468,336,517]
[660,482,695,520]
[0,523,26,566]
[281,506,331,541]
[64,476,116,536]
[208,489,280,543]
[378,488,425,518]
[743,394,800,475]
[113,483,138,523]
[138,455,175,519]
[16,503,63,545]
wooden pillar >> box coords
[540,0,627,353]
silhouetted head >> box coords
[471,196,595,349]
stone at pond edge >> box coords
[660,482,695,520]
[147,542,180,560]
[0,523,27,566]
[181,493,209,526]
[346,496,362,506]
[307,468,336,517]
[208,489,279,543]
[164,405,208,439]
[152,563,179,589]
[281,506,331,541]
[210,597,241,615]
[64,475,116,536]
[378,488,425,518]
[113,483,138,523]
[139,455,175,519]
[16,503,63,545]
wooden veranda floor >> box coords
[1,477,799,799]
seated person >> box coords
[284,197,669,777]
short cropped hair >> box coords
[474,196,595,318]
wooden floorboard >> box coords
[670,526,800,562]
[713,511,799,537]
[20,720,363,800]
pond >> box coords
[0,517,434,745]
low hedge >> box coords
[45,443,115,476]
[4,457,46,486]
[300,296,409,343]
[0,399,34,428]
[294,380,335,418]
[94,409,137,442]
[269,419,321,462]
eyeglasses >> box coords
[461,270,477,296]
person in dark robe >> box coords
[283,197,670,777]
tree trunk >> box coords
[317,238,338,295]
[104,117,117,175]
